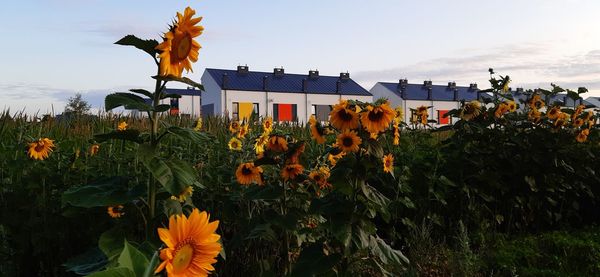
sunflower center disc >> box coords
[342,137,353,147]
[242,166,253,175]
[368,109,384,121]
[176,34,192,61]
[339,109,353,121]
[172,244,194,273]
[34,143,45,152]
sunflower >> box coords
[573,104,585,120]
[336,130,362,153]
[576,129,590,143]
[395,106,404,122]
[506,100,517,112]
[90,144,100,156]
[156,7,204,77]
[361,102,395,134]
[27,138,55,161]
[383,154,394,173]
[414,106,429,125]
[460,100,482,121]
[573,118,584,128]
[229,120,240,133]
[235,162,263,186]
[171,186,194,203]
[194,117,203,131]
[393,121,400,145]
[263,117,273,134]
[528,94,545,110]
[547,106,561,120]
[237,123,249,139]
[228,137,242,151]
[267,136,288,152]
[553,112,568,128]
[309,166,331,189]
[494,103,509,118]
[281,164,304,181]
[528,108,541,124]
[328,151,346,166]
[309,115,326,144]
[155,209,221,277]
[329,100,359,130]
[286,143,305,164]
[583,111,594,121]
[254,134,269,155]
[117,121,128,131]
[107,205,124,218]
[502,80,510,93]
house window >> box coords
[231,102,259,121]
[170,98,180,116]
[437,110,451,125]
[273,103,297,122]
[312,104,332,122]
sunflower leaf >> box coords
[369,236,409,271]
[153,75,204,91]
[94,129,144,144]
[129,89,154,98]
[86,267,135,277]
[118,240,149,277]
[61,177,145,208]
[115,35,159,58]
[105,93,153,112]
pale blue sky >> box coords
[2,0,600,114]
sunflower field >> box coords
[3,6,600,277]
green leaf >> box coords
[129,89,154,99]
[105,92,153,112]
[118,240,149,277]
[115,35,159,58]
[140,156,196,195]
[153,75,204,90]
[99,227,126,263]
[155,104,171,113]
[87,267,135,277]
[61,177,145,208]
[166,126,209,144]
[143,250,160,277]
[95,129,144,144]
[63,247,108,275]
[160,93,182,99]
[369,236,409,271]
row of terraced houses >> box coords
[161,66,593,126]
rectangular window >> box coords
[410,110,418,123]
[231,102,239,120]
[438,110,451,125]
[170,98,180,116]
[312,104,331,122]
[273,103,297,122]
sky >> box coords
[2,0,600,114]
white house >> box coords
[199,66,372,123]
[370,80,481,126]
[160,88,202,117]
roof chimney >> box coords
[302,78,308,92]
[222,73,229,89]
[237,65,249,74]
[262,76,269,91]
[469,83,478,90]
[340,72,350,80]
[399,78,408,88]
[423,80,432,88]
[516,87,524,93]
[447,82,456,89]
[308,70,319,79]
[274,67,284,77]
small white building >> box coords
[370,80,481,126]
[160,88,202,117]
[200,66,372,123]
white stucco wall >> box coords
[370,83,403,107]
[200,71,222,115]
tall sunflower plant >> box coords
[62,7,223,277]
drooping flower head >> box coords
[194,117,203,131]
[494,103,509,118]
[262,117,273,134]
[156,7,204,77]
[309,115,326,144]
[27,138,55,160]
[281,164,304,181]
[383,153,394,174]
[460,100,482,121]
[90,144,100,156]
[327,150,346,167]
[254,133,270,155]
[414,106,429,125]
[309,166,331,189]
[235,162,263,186]
[336,130,362,153]
[528,94,545,110]
[576,128,590,143]
[553,112,569,128]
[107,205,125,218]
[547,106,561,121]
[329,100,359,130]
[267,135,288,152]
[171,186,194,203]
[361,102,396,134]
[237,122,249,139]
[229,120,240,134]
[528,108,542,124]
[506,100,517,112]
[155,209,221,277]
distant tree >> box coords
[64,93,91,115]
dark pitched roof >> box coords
[378,82,480,101]
[204,68,371,96]
[163,88,202,96]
